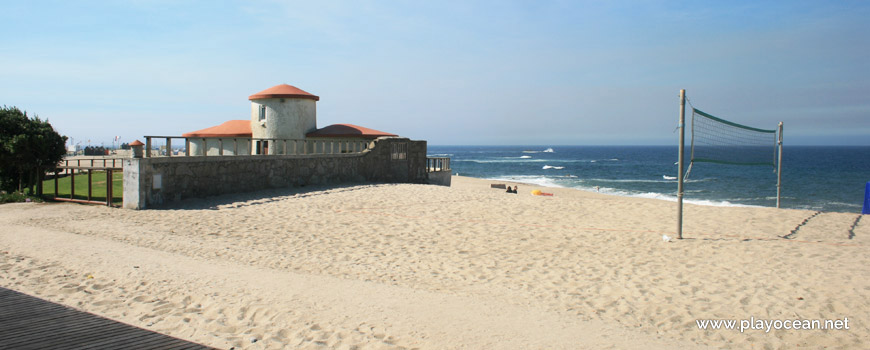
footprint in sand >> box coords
[90,283,113,290]
[91,299,123,307]
[58,284,83,294]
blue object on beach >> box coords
[864,181,870,215]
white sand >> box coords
[1,176,867,349]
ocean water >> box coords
[428,146,870,213]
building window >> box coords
[256,140,269,155]
[391,142,407,160]
[258,105,266,121]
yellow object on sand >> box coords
[531,189,554,196]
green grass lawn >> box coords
[42,170,123,205]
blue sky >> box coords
[1,0,868,146]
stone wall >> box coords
[123,137,427,209]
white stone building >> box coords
[182,84,396,156]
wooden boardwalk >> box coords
[0,287,216,350]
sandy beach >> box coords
[1,176,867,349]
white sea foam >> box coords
[455,159,547,164]
[587,177,714,183]
[484,174,761,208]
[483,159,596,164]
[685,198,759,208]
[488,175,567,188]
[542,165,565,170]
[662,175,677,180]
[543,148,554,153]
[822,201,862,209]
[458,158,600,165]
[789,203,859,213]
[586,178,671,183]
[593,189,757,208]
[683,178,714,183]
[564,159,604,163]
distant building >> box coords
[124,83,449,209]
[182,84,396,155]
[182,120,252,156]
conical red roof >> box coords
[248,84,319,101]
[306,124,397,139]
[182,120,252,137]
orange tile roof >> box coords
[182,120,252,137]
[129,140,144,146]
[249,84,320,101]
[306,124,397,138]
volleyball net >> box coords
[686,108,778,179]
[676,90,784,239]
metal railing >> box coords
[426,157,451,172]
[142,136,374,157]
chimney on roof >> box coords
[129,140,145,158]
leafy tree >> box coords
[0,106,67,193]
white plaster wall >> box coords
[189,138,251,156]
[250,98,317,140]
[189,139,204,156]
[122,158,144,209]
[306,137,375,153]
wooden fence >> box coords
[43,159,124,206]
